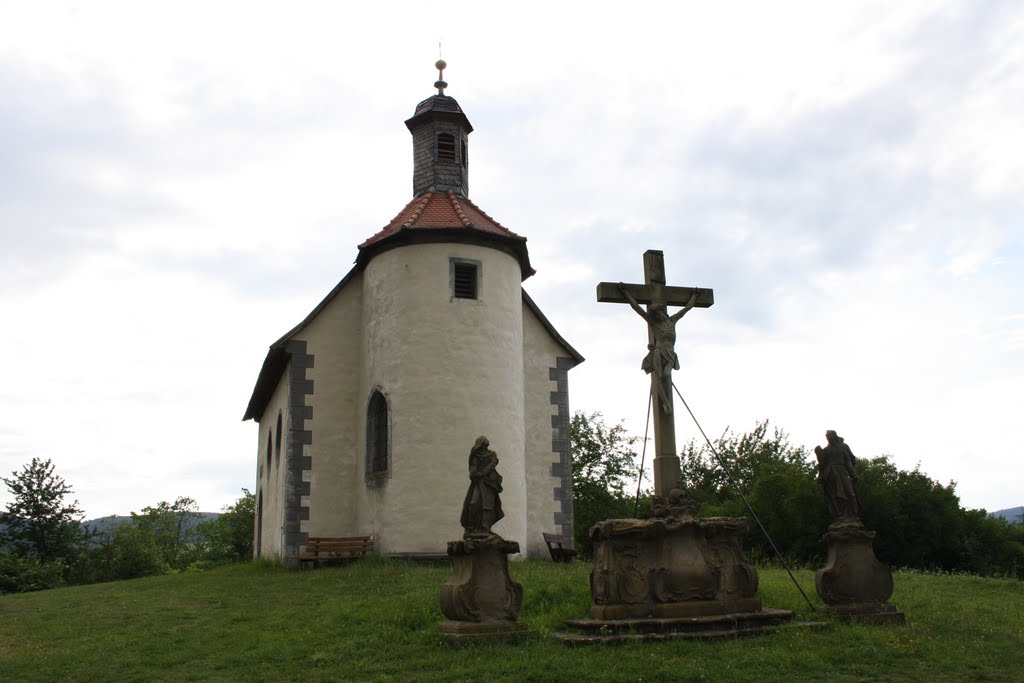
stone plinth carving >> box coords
[589,514,761,620]
[815,522,905,624]
[816,523,892,605]
[439,437,526,642]
[813,431,905,624]
[439,536,523,623]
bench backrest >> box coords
[304,536,375,552]
[543,532,567,547]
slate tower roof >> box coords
[356,61,534,279]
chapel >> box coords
[243,64,583,565]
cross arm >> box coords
[596,282,714,308]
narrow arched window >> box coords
[275,411,283,466]
[366,390,389,479]
[266,432,273,473]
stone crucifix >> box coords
[597,250,714,495]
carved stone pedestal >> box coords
[438,535,526,643]
[557,515,794,644]
[816,522,904,624]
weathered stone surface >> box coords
[459,436,504,537]
[815,430,860,524]
[811,431,904,624]
[440,440,525,640]
[819,601,906,625]
[440,536,523,623]
[557,608,802,644]
[587,515,761,619]
[437,618,528,645]
[597,250,714,495]
[567,251,796,644]
[815,522,894,605]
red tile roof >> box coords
[358,191,525,249]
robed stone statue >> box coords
[460,436,504,537]
[441,435,524,639]
[815,430,859,523]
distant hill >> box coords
[82,513,220,537]
[1,514,221,542]
[81,516,133,535]
[991,506,1023,524]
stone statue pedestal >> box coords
[438,534,526,643]
[816,521,905,624]
[557,513,795,643]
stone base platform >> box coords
[820,602,905,625]
[555,608,800,645]
[438,534,526,645]
[591,597,764,620]
[438,620,528,644]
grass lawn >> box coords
[0,558,1021,682]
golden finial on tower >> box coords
[435,58,448,95]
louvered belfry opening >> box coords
[453,261,478,299]
[366,390,389,477]
[437,133,457,163]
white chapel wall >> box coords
[522,301,575,557]
[295,272,365,539]
[255,367,290,558]
[359,242,527,555]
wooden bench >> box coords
[543,532,578,563]
[299,535,374,568]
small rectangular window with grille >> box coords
[452,261,478,300]
[437,133,456,163]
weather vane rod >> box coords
[435,52,448,96]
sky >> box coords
[0,1,1021,519]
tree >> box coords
[197,489,255,564]
[570,411,642,556]
[130,496,201,571]
[678,421,826,563]
[0,458,86,564]
[76,516,167,584]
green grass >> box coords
[1,558,1021,682]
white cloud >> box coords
[0,0,1020,517]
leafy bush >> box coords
[130,497,202,571]
[678,421,826,564]
[196,489,255,565]
[0,552,66,594]
[570,412,642,556]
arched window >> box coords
[275,411,283,466]
[366,390,390,480]
[266,431,273,473]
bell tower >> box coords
[405,60,473,197]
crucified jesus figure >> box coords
[618,282,698,414]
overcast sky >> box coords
[1,1,1021,519]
